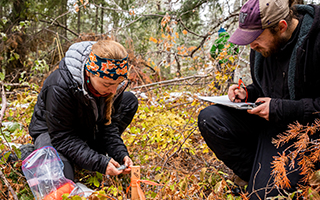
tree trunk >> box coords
[64,0,67,39]
[77,7,81,34]
[95,6,98,34]
[100,3,104,34]
[5,0,28,76]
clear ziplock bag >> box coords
[22,146,76,200]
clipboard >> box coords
[198,95,258,110]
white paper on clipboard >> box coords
[198,95,256,110]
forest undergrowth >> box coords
[1,80,320,199]
[0,80,247,200]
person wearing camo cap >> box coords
[198,0,320,198]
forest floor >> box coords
[0,83,247,200]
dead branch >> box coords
[0,170,19,200]
[145,81,212,91]
[162,127,197,168]
[3,83,29,87]
[131,74,211,90]
[42,28,71,43]
[0,82,19,200]
[177,10,239,57]
[0,82,6,127]
[177,18,204,38]
[0,83,12,148]
[39,19,79,37]
[174,53,181,77]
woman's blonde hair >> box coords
[91,40,128,125]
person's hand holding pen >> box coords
[228,85,247,102]
[228,78,247,103]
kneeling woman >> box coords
[28,40,138,180]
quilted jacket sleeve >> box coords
[42,75,111,174]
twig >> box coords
[144,81,212,91]
[177,18,204,38]
[162,126,197,168]
[43,28,71,43]
[0,83,13,148]
[130,65,153,98]
[0,82,7,127]
[2,83,29,87]
[131,74,210,90]
[0,170,18,200]
[167,102,193,110]
[39,19,79,37]
[0,82,19,200]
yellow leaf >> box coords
[182,30,187,35]
[151,61,155,65]
[203,148,209,153]
[154,66,160,72]
[161,33,166,38]
[229,56,234,63]
[175,32,179,38]
[200,168,207,181]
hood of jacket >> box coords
[64,41,96,96]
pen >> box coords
[233,93,239,102]
[255,101,265,106]
[234,78,248,103]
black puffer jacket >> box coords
[29,41,129,174]
[246,4,320,126]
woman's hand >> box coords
[228,85,246,103]
[121,156,133,174]
[247,97,271,121]
[105,158,122,175]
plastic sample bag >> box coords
[22,146,76,200]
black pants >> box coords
[198,105,304,199]
[34,92,138,181]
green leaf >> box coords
[1,18,7,24]
[14,53,20,60]
[71,196,82,200]
[169,184,174,191]
[93,176,100,187]
[61,194,69,199]
[0,32,7,41]
[0,72,4,81]
[96,172,103,180]
[12,145,21,159]
[8,122,21,132]
[2,151,11,163]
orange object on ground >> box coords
[43,182,75,200]
[128,166,163,200]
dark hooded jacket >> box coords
[246,4,320,127]
[28,41,130,174]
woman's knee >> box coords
[122,92,138,113]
